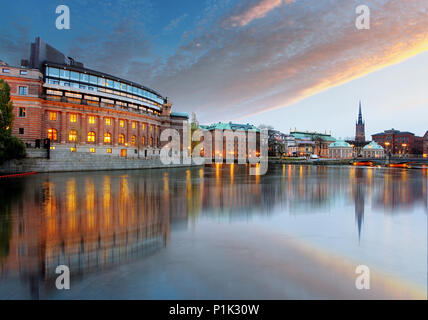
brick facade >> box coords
[1,66,188,156]
[372,129,424,155]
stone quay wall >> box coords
[0,149,198,174]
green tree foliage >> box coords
[0,79,26,164]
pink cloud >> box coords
[229,0,295,27]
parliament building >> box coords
[0,37,188,158]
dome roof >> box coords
[363,141,384,150]
[329,140,352,148]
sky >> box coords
[1,0,427,138]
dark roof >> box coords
[372,129,415,136]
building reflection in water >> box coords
[0,165,427,298]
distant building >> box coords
[267,130,295,157]
[290,131,336,157]
[199,122,260,161]
[423,131,428,158]
[328,140,353,159]
[361,141,385,158]
[372,129,423,156]
[355,101,365,143]
[346,102,369,157]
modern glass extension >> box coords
[44,65,165,110]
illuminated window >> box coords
[142,123,146,131]
[131,135,136,146]
[19,107,26,117]
[107,148,112,154]
[70,114,77,123]
[150,125,153,132]
[70,147,76,152]
[87,131,96,143]
[49,112,57,121]
[69,130,77,142]
[90,148,95,153]
[142,136,145,145]
[105,117,111,125]
[150,137,153,146]
[120,120,125,128]
[104,132,112,144]
[120,149,127,157]
[47,128,57,141]
[88,116,96,124]
[118,134,125,145]
[132,121,136,129]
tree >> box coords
[258,124,274,130]
[0,79,26,164]
[0,79,14,136]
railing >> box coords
[44,95,162,117]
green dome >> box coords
[363,141,384,150]
[329,140,352,148]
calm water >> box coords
[0,164,426,299]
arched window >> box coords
[118,134,125,145]
[87,131,96,143]
[47,128,57,141]
[131,135,136,146]
[104,132,112,144]
[69,130,77,142]
[141,136,145,145]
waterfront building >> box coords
[423,131,428,158]
[290,131,336,158]
[0,37,189,158]
[372,129,423,156]
[328,140,353,159]
[199,122,260,162]
[361,141,385,158]
[267,130,296,157]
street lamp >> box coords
[402,143,407,157]
[385,142,391,157]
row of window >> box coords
[47,128,155,146]
[45,79,162,111]
[2,68,27,75]
[47,111,157,131]
[375,136,410,143]
[45,67,164,104]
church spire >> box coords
[355,100,366,143]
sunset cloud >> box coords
[229,0,295,27]
[148,0,428,122]
[1,0,427,132]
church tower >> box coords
[355,101,365,143]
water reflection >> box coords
[0,165,426,299]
